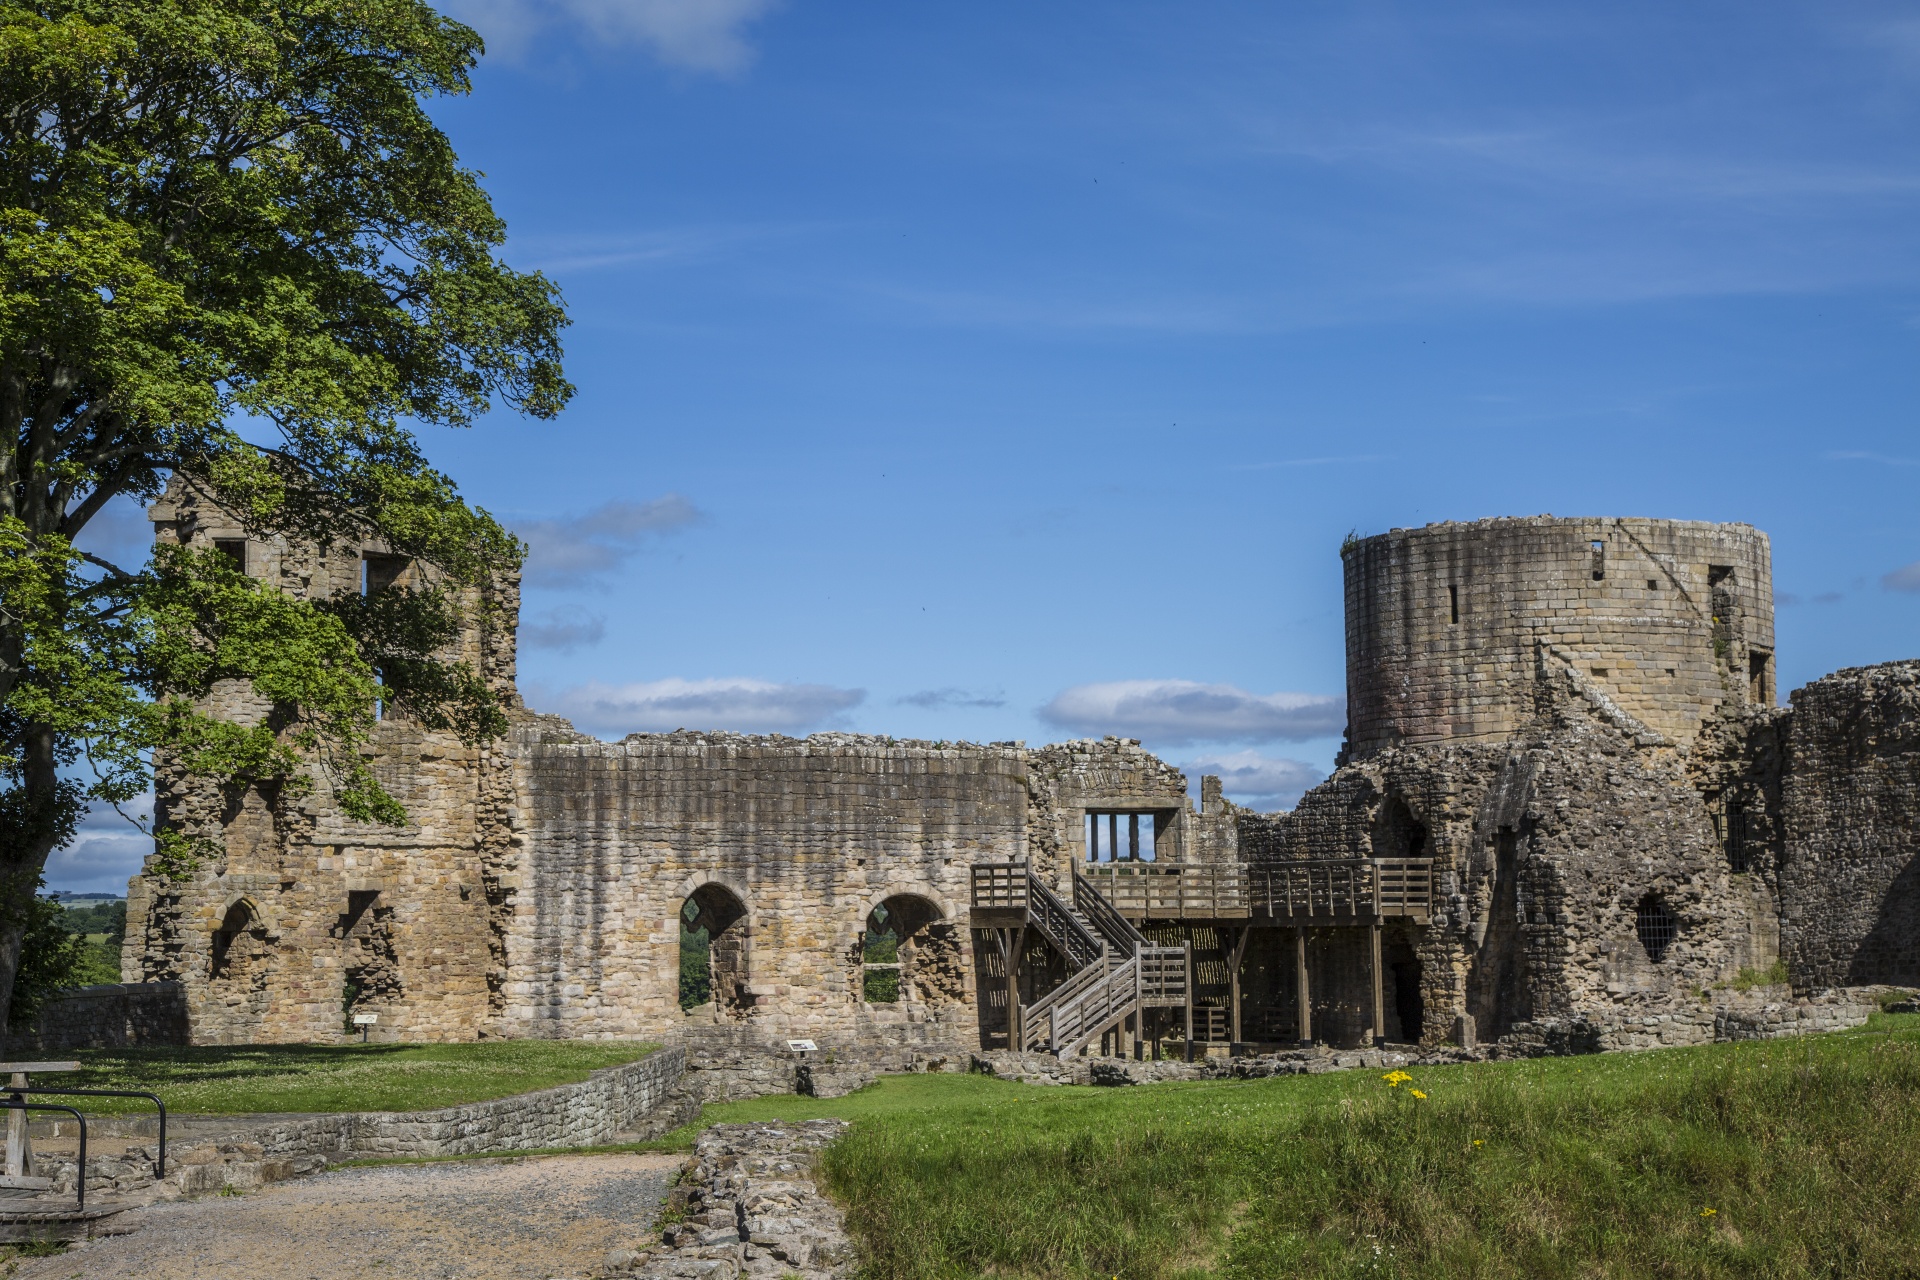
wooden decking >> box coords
[1054,858,1433,925]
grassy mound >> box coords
[733,1014,1920,1278]
[51,1040,658,1116]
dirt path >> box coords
[16,1152,679,1280]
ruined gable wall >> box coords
[125,479,517,1044]
[499,727,1038,1048]
[1778,661,1920,988]
[1025,739,1197,884]
[1343,517,1774,758]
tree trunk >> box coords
[0,723,70,1048]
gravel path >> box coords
[16,1152,680,1280]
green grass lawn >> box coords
[654,1012,1920,1279]
[48,1040,658,1116]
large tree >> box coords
[0,0,569,1031]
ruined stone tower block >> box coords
[1343,517,1774,757]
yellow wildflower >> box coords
[1411,1089,1427,1099]
[1382,1070,1412,1087]
[1472,1139,1485,1147]
[1700,1208,1717,1218]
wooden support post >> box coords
[1295,928,1312,1044]
[998,927,1027,1051]
[1183,940,1196,1062]
[1369,920,1385,1047]
[5,1070,28,1179]
[1129,813,1140,860]
[1227,927,1251,1046]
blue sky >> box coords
[51,1,1920,892]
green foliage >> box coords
[679,924,710,1011]
[0,0,571,1018]
[708,1017,1920,1279]
[7,883,88,1027]
[60,1040,657,1115]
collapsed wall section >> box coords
[1779,662,1920,988]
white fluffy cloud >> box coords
[443,0,777,72]
[1182,751,1326,813]
[1883,561,1920,593]
[540,676,864,736]
[1039,680,1345,746]
[514,495,701,588]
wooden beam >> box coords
[1295,928,1312,1044]
[1184,940,1195,1062]
[1369,921,1385,1047]
[1226,927,1251,1045]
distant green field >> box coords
[652,1013,1920,1279]
[53,1041,658,1116]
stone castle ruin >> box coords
[125,493,1920,1062]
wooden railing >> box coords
[1049,955,1139,1058]
[970,862,1029,915]
[1136,946,1189,1009]
[1072,871,1146,957]
[1080,863,1250,919]
[1027,874,1104,971]
[1072,859,1433,923]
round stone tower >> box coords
[1342,516,1774,758]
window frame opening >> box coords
[679,884,750,1017]
[1085,810,1161,862]
[213,538,249,575]
[1635,894,1679,963]
[1448,584,1459,625]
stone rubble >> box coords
[605,1121,854,1279]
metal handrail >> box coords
[13,1087,166,1177]
[1072,871,1145,957]
[4,1099,86,1210]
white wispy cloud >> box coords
[1182,750,1326,812]
[1039,680,1345,746]
[521,606,608,651]
[443,0,778,72]
[539,677,865,736]
[514,495,702,588]
[1883,562,1920,593]
[895,687,1007,710]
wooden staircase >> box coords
[970,863,1189,1057]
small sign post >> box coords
[786,1039,818,1057]
[352,1012,378,1043]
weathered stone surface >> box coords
[613,1121,855,1279]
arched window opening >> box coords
[210,901,258,982]
[679,884,748,1016]
[1636,894,1679,963]
[859,895,961,1006]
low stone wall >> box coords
[1495,987,1876,1056]
[7,982,189,1054]
[33,1047,690,1202]
[201,1045,691,1160]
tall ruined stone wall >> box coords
[1343,517,1774,757]
[125,479,520,1044]
[1779,662,1920,988]
[497,724,1023,1046]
